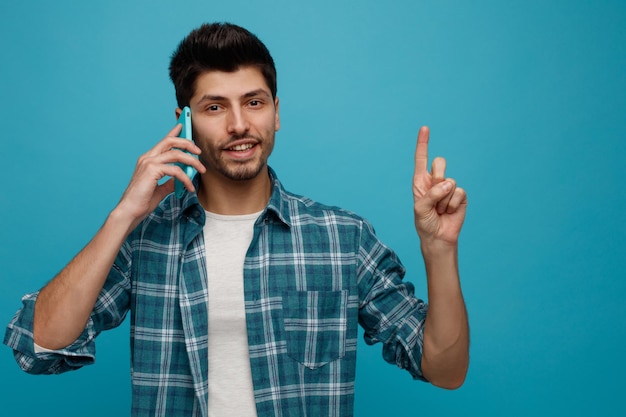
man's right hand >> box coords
[33,124,205,350]
[114,123,206,231]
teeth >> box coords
[229,143,254,151]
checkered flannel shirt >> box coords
[5,168,428,417]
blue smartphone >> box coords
[174,106,198,198]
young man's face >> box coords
[185,66,280,182]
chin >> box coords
[220,161,266,181]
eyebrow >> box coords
[243,89,271,99]
[195,88,271,105]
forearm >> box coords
[31,127,204,350]
[420,243,469,389]
[33,207,136,350]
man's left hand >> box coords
[412,126,468,248]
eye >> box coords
[208,104,220,112]
[248,99,263,107]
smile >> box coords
[227,143,255,151]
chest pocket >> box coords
[282,290,348,369]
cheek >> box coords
[192,117,223,140]
[192,125,220,149]
[193,136,219,165]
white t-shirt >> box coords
[203,210,261,417]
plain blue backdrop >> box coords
[1,1,625,416]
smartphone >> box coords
[174,106,198,198]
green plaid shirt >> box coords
[5,168,428,417]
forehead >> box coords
[191,66,271,103]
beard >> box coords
[196,132,275,181]
[214,157,267,181]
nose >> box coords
[226,107,249,135]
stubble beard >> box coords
[198,133,275,182]
[217,158,267,181]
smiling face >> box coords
[185,66,280,182]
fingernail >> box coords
[441,181,452,192]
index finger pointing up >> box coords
[414,125,430,173]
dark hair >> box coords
[169,22,277,108]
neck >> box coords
[197,167,272,215]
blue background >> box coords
[1,0,625,416]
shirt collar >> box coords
[264,167,292,227]
[179,174,204,220]
[178,166,292,227]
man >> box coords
[5,22,469,416]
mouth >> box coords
[227,143,256,152]
[222,139,259,160]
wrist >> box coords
[420,238,458,259]
[107,204,143,237]
[420,241,462,297]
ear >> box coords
[175,108,183,120]
[274,97,280,132]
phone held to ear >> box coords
[174,106,198,198]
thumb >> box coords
[415,181,453,212]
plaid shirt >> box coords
[5,168,428,417]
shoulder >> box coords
[269,169,374,234]
[277,188,385,251]
[281,187,367,227]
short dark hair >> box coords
[169,22,277,108]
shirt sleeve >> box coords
[3,241,133,375]
[356,219,429,381]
